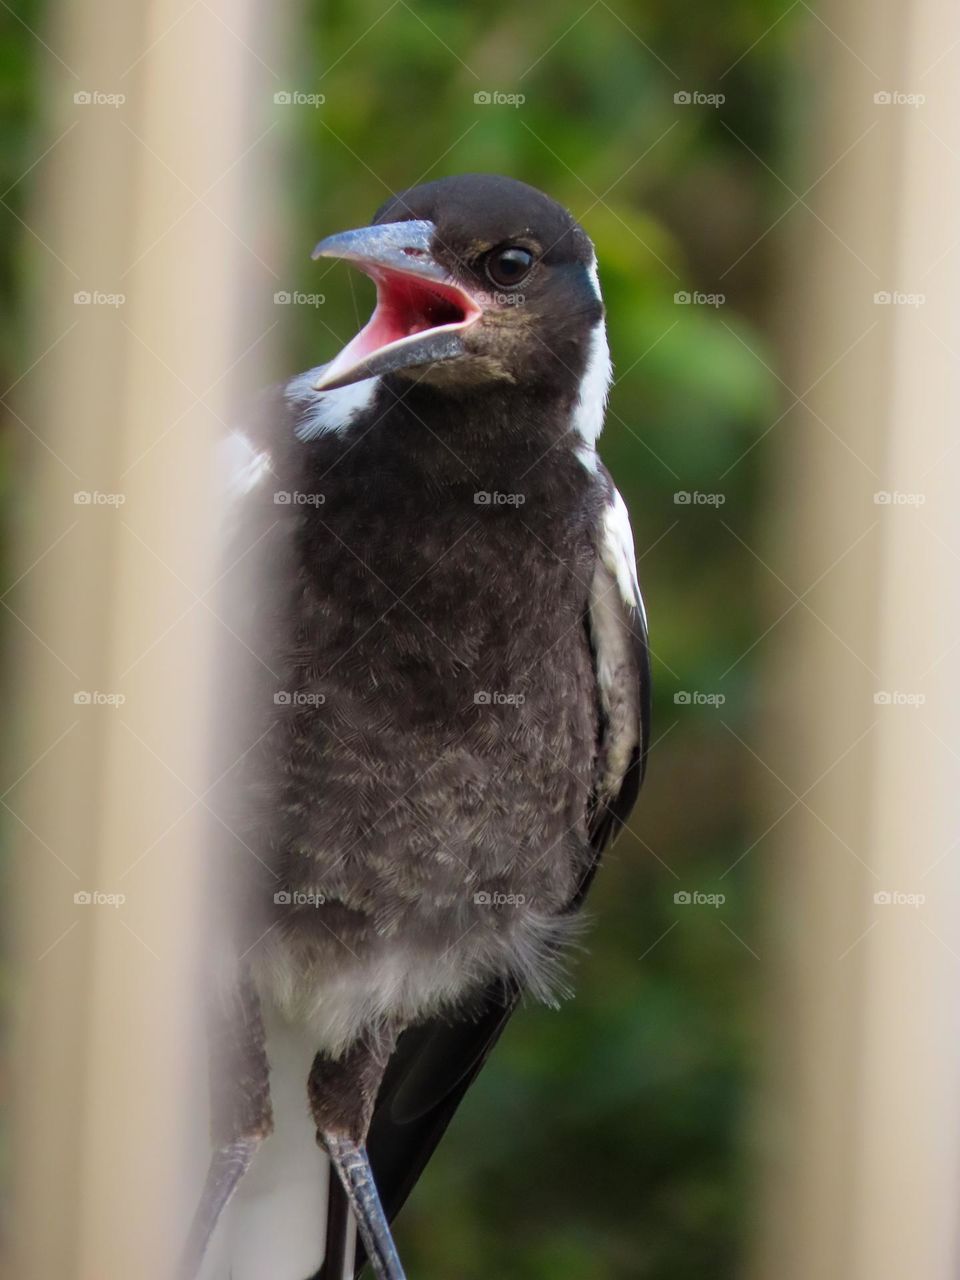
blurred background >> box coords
[3,1,959,1278]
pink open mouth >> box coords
[315,266,483,390]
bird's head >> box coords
[311,174,605,399]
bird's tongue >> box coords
[313,261,483,392]
[335,268,471,367]
[375,270,467,337]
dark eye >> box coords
[484,246,534,289]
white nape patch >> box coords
[572,323,612,449]
[285,365,379,441]
[572,257,613,461]
[586,258,603,301]
[222,430,273,499]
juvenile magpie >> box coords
[186,173,651,1280]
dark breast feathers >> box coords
[223,380,623,1052]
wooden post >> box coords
[9,1,280,1275]
[753,0,960,1277]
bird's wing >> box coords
[339,468,651,1278]
[576,465,651,902]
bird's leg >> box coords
[309,1028,404,1280]
[179,966,274,1280]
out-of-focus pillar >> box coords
[754,1,960,1278]
[9,2,279,1277]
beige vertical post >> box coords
[9,2,278,1277]
[754,1,960,1278]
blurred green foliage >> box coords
[2,0,809,1276]
[0,0,46,551]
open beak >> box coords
[310,219,484,391]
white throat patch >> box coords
[285,366,379,441]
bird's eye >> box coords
[484,246,534,289]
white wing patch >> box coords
[601,486,645,620]
[590,484,645,795]
[285,366,379,442]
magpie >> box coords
[185,173,651,1280]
